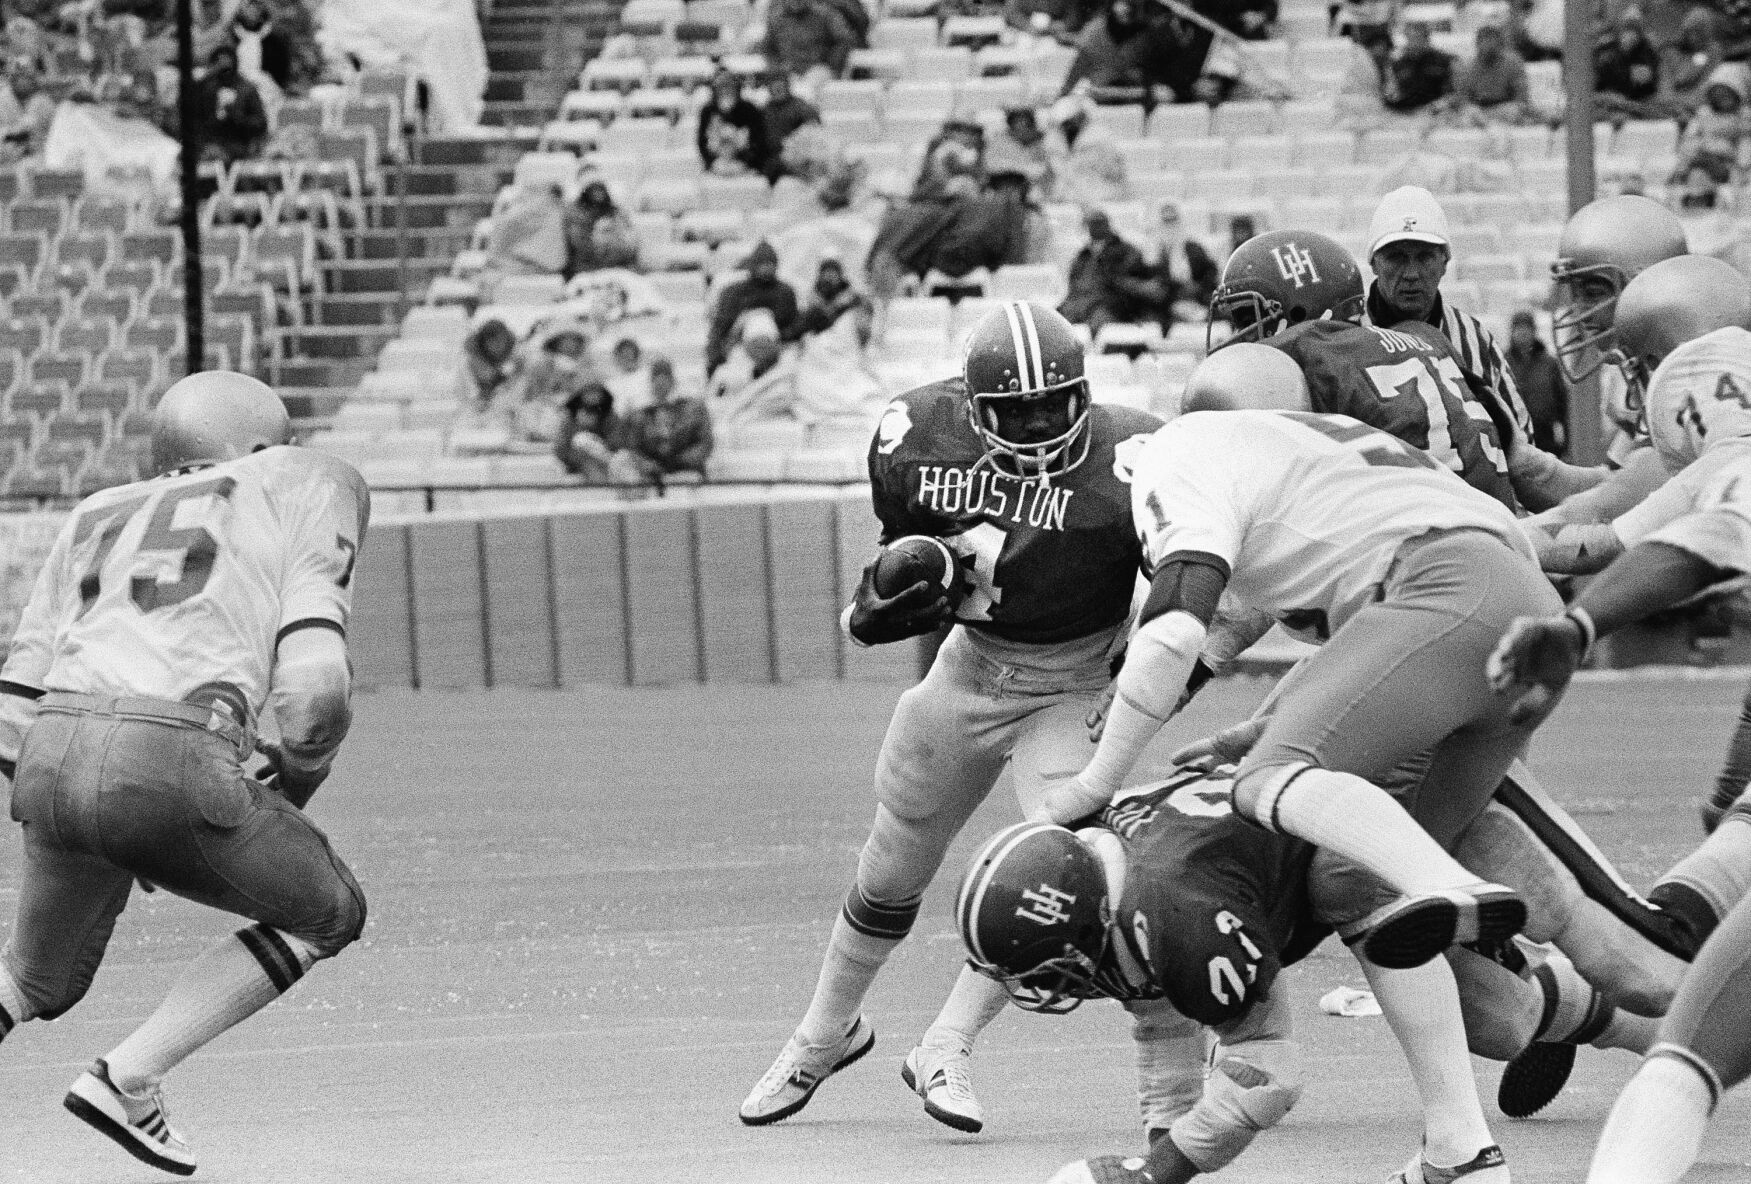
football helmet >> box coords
[961,301,1091,480]
[1209,229,1364,350]
[1614,254,1751,405]
[1182,343,1312,413]
[956,822,1115,1013]
[151,370,291,475]
[1549,195,1688,382]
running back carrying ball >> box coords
[873,536,963,606]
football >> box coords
[873,535,963,605]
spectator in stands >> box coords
[510,322,599,441]
[763,0,858,86]
[1506,309,1567,456]
[193,42,268,162]
[1060,0,1182,102]
[1045,88,1128,206]
[1594,5,1663,123]
[1362,186,1524,430]
[564,179,640,277]
[1381,21,1454,114]
[465,318,524,411]
[706,241,801,375]
[1059,208,1157,334]
[697,69,769,176]
[1446,24,1530,124]
[1227,213,1258,255]
[984,107,1055,197]
[793,257,872,341]
[0,59,56,161]
[1004,0,1105,38]
[709,306,790,401]
[1336,26,1393,127]
[624,358,715,480]
[823,0,871,49]
[1148,200,1220,332]
[555,383,643,483]
[1672,63,1751,203]
[229,0,298,99]
[912,120,986,201]
[1665,8,1725,121]
[603,335,655,414]
[1506,0,1561,62]
[759,72,822,181]
[488,183,569,279]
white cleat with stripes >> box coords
[64,1059,196,1176]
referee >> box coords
[1362,185,1601,509]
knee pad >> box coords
[293,875,367,958]
[1170,1039,1302,1172]
[856,807,963,905]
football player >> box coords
[739,301,1163,1132]
[1486,292,1751,1184]
[1211,228,1602,513]
[0,372,368,1176]
[959,770,1654,1184]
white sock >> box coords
[1588,1056,1715,1184]
[1658,816,1751,921]
[1262,767,1480,895]
[797,913,902,1048]
[106,925,318,1093]
[922,963,1010,1054]
[1361,957,1494,1168]
[0,959,29,1036]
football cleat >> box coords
[1389,1144,1508,1184]
[739,1016,875,1126]
[64,1059,197,1176]
[901,1041,984,1133]
[1357,884,1527,970]
[1496,1041,1576,1119]
[1047,1154,1158,1184]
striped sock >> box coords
[797,888,920,1048]
[105,925,318,1093]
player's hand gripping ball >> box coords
[847,536,961,646]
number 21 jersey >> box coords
[1130,410,1531,637]
[868,379,1160,645]
[2,447,369,714]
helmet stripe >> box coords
[1016,301,1046,391]
[958,822,1060,965]
[1001,301,1037,390]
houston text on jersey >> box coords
[914,465,1075,531]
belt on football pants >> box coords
[37,692,255,759]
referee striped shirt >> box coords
[1365,286,1533,442]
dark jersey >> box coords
[1101,767,1330,1027]
[868,380,1161,645]
[1269,320,1520,512]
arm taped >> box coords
[1127,998,1208,1134]
[1139,555,1230,628]
[1534,522,1623,574]
[271,628,352,775]
[1081,611,1210,797]
[1167,1037,1303,1173]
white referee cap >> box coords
[1367,186,1451,256]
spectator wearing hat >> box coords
[194,42,269,162]
[763,0,859,84]
[624,358,715,479]
[555,384,643,483]
[708,307,791,404]
[1672,63,1751,205]
[1595,5,1662,122]
[1665,8,1725,121]
[1362,186,1529,439]
[697,70,769,176]
[1148,200,1220,332]
[984,107,1056,197]
[564,178,640,277]
[1045,89,1129,207]
[1059,208,1157,334]
[1505,309,1567,456]
[1381,21,1454,114]
[706,241,801,375]
[793,258,873,341]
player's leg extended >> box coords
[1587,890,1751,1184]
[744,633,1009,1125]
[910,688,1104,1132]
[1646,788,1751,955]
[1234,533,1561,967]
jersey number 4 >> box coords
[943,522,1008,620]
[72,476,237,618]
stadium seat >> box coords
[583,58,651,93]
[1150,103,1211,142]
[11,380,69,417]
[401,304,471,343]
[699,175,770,212]
[940,15,1006,48]
[911,46,975,80]
[76,381,134,419]
[883,296,953,344]
[514,152,583,192]
[637,179,703,215]
[559,90,625,123]
[847,48,908,80]
[26,167,82,201]
[73,197,133,236]
[603,116,681,155]
[55,319,113,355]
[126,317,184,354]
[817,79,885,116]
[1457,254,1523,285]
[1251,167,1325,201]
[98,350,159,395]
[121,229,179,266]
[677,208,747,244]
[273,98,325,134]
[956,76,1028,114]
[338,97,402,162]
[652,55,717,91]
[888,81,959,117]
[1277,98,1339,136]
[883,109,949,144]
[625,88,693,122]
[7,200,64,238]
[491,274,565,306]
[871,18,938,55]
[1211,101,1281,138]
[51,233,109,275]
[1090,104,1146,140]
[989,263,1066,302]
[0,232,43,274]
[1289,130,1356,169]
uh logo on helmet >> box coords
[1550,194,1689,382]
[956,822,1116,1013]
[1208,229,1365,352]
[1616,254,1751,467]
[961,301,1093,481]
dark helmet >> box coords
[1209,229,1365,350]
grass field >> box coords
[2,672,1750,1184]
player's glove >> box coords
[255,742,330,809]
[846,559,953,647]
[1486,611,1592,725]
[1169,715,1266,769]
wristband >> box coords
[1563,606,1597,664]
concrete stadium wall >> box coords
[352,491,922,689]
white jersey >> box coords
[0,447,368,738]
[1131,410,1533,639]
[1612,436,1751,573]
